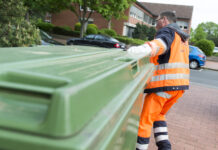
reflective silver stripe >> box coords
[154,127,168,133]
[155,135,169,142]
[156,92,171,99]
[156,38,167,54]
[136,143,149,150]
[155,63,189,70]
[150,73,189,82]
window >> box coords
[177,21,189,30]
[85,35,95,40]
[189,46,194,52]
[95,35,105,41]
[130,6,144,21]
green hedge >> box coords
[195,39,215,56]
[53,26,80,37]
[74,22,81,31]
[74,23,98,31]
[115,36,145,45]
[36,21,54,33]
[99,28,117,37]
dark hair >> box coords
[160,11,177,23]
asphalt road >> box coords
[190,69,218,89]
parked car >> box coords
[213,47,218,53]
[40,30,64,46]
[66,34,126,49]
[189,45,206,69]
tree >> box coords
[97,0,136,29]
[132,23,156,40]
[23,0,98,37]
[195,39,215,56]
[70,0,101,38]
[189,28,196,44]
[197,22,218,46]
[147,27,156,40]
[0,0,40,47]
[23,0,73,21]
[193,26,207,41]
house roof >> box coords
[138,2,193,19]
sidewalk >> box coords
[203,60,218,71]
[148,83,218,150]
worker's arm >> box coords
[127,27,174,57]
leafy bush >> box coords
[36,21,54,33]
[74,22,81,31]
[195,39,215,56]
[68,30,80,37]
[61,26,72,31]
[53,26,72,35]
[86,27,97,35]
[87,24,98,30]
[0,0,40,47]
[98,28,117,37]
[52,26,80,37]
[0,22,41,47]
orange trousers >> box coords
[138,90,184,138]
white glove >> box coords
[127,44,152,57]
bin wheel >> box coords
[189,60,199,69]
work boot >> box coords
[136,136,150,150]
[153,121,171,150]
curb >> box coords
[202,67,218,71]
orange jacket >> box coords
[145,24,190,93]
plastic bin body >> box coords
[0,46,154,150]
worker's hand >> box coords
[127,44,152,57]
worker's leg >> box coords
[136,92,169,150]
[153,90,184,150]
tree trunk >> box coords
[80,21,85,38]
[108,19,112,29]
[80,18,88,38]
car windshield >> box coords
[197,48,204,54]
[40,30,52,40]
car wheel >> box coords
[189,60,199,69]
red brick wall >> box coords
[52,10,77,29]
[51,9,127,35]
[51,3,191,35]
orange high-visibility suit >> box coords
[136,23,190,150]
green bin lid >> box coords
[0,46,153,139]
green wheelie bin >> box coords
[0,45,154,150]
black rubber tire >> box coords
[189,60,199,69]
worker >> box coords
[127,11,190,150]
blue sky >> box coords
[138,0,218,29]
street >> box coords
[190,69,218,89]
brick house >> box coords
[50,1,193,37]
